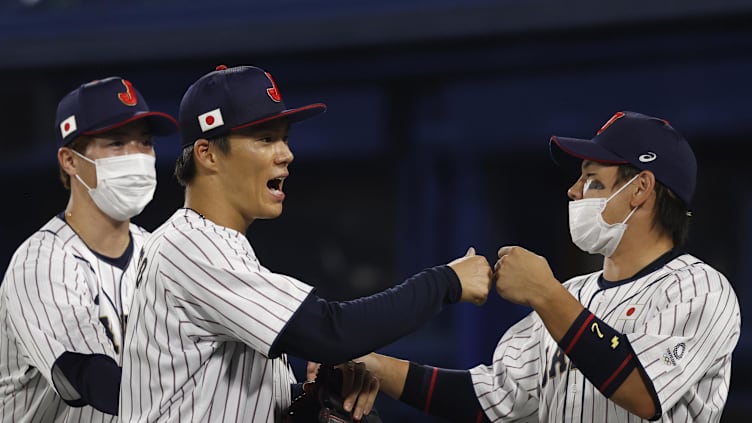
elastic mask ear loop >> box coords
[609,174,640,224]
[74,174,94,191]
[620,206,638,224]
[72,150,96,191]
[605,174,640,203]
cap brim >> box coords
[549,135,627,173]
[232,103,327,131]
[85,111,179,137]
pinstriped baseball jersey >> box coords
[470,253,741,422]
[0,215,146,423]
[120,208,313,422]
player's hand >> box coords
[448,247,492,305]
[337,360,380,420]
[494,245,559,306]
[306,361,320,382]
[355,353,408,400]
[354,354,382,380]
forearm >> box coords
[397,361,489,422]
[361,353,490,422]
[358,353,409,399]
[530,282,584,341]
[612,369,659,419]
[271,265,461,362]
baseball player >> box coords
[358,111,741,422]
[0,77,178,422]
[119,64,493,423]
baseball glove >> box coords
[286,364,383,423]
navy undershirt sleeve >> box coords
[270,265,461,363]
[54,351,121,415]
[290,382,305,399]
[400,362,490,422]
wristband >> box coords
[557,309,637,397]
[400,362,490,422]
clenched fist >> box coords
[494,245,559,306]
[448,247,493,305]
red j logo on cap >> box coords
[264,72,282,103]
[118,79,138,106]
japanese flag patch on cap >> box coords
[178,65,327,147]
[55,76,178,146]
[59,115,77,139]
[198,108,225,133]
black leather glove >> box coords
[287,365,383,423]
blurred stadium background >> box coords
[1,0,751,421]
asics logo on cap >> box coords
[639,152,657,162]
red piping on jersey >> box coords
[476,410,484,423]
[424,367,439,413]
[599,353,634,392]
[564,312,595,354]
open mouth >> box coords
[267,177,284,193]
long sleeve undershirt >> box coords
[271,265,461,363]
[53,265,461,414]
[54,352,121,415]
[400,362,490,423]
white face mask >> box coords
[73,151,157,221]
[568,174,639,258]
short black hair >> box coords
[616,164,691,248]
[174,135,230,187]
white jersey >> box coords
[0,215,146,423]
[471,253,741,422]
[120,208,313,422]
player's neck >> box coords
[601,230,674,282]
[64,196,132,258]
[184,184,251,234]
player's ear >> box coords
[192,138,218,172]
[631,171,655,207]
[57,147,78,177]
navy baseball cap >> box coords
[550,111,697,206]
[178,65,327,147]
[55,76,178,146]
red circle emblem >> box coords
[626,307,635,316]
